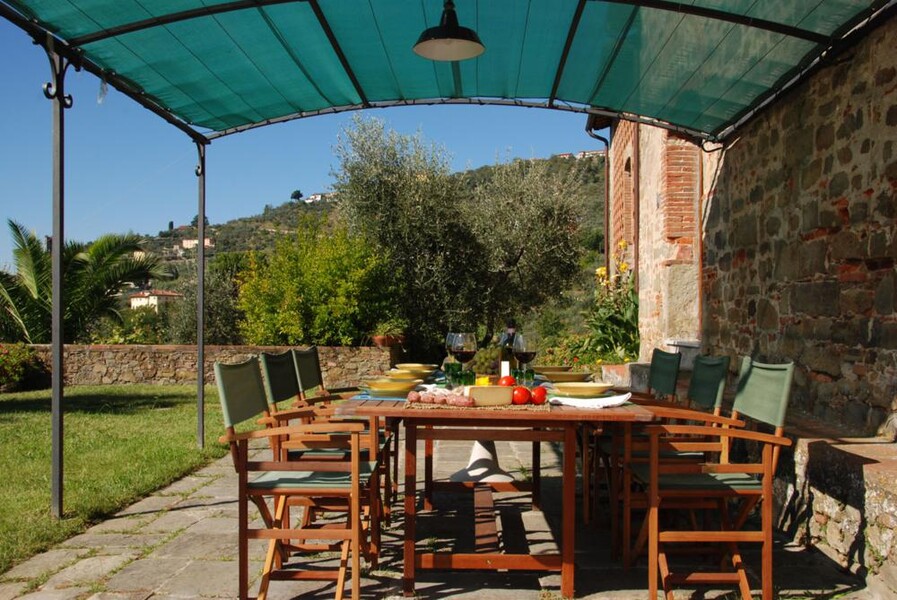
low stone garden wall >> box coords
[28,344,390,390]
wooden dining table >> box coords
[335,397,655,598]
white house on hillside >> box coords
[129,289,184,312]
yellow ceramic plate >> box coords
[366,378,423,393]
[367,388,416,398]
[534,365,573,373]
[385,369,420,379]
[552,382,614,398]
[396,362,438,371]
[540,370,592,382]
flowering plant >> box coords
[585,240,640,361]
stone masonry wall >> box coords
[29,344,390,389]
[702,14,897,438]
[699,12,897,587]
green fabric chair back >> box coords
[687,355,730,411]
[214,357,269,428]
[732,356,794,428]
[259,350,301,408]
[649,348,681,397]
[293,346,325,394]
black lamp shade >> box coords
[413,1,485,61]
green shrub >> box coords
[0,343,39,390]
[238,217,394,346]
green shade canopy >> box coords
[1,0,892,143]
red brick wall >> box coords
[662,135,699,262]
[609,120,638,266]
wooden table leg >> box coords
[424,427,434,511]
[562,424,576,598]
[532,436,542,511]
[404,423,417,596]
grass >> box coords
[0,384,228,576]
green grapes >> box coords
[469,345,501,375]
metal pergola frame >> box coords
[2,0,894,519]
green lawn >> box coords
[0,385,228,575]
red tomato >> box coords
[498,375,517,387]
[512,386,531,405]
[531,386,547,405]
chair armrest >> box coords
[646,406,744,428]
[646,424,792,447]
[218,421,366,443]
[269,406,319,421]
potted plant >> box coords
[371,317,407,348]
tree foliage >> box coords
[333,115,487,356]
[333,116,585,356]
[237,216,392,346]
[166,252,249,345]
[0,220,174,343]
[462,157,584,341]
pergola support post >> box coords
[195,142,207,449]
[42,42,75,519]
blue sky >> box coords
[0,17,605,270]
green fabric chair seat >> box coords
[250,462,377,490]
[631,463,760,491]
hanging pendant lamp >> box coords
[413,0,485,61]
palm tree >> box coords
[0,220,175,343]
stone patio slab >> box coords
[42,553,137,590]
[1,549,89,581]
[104,558,187,593]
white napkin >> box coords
[548,392,632,409]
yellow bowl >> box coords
[534,365,573,373]
[540,370,592,382]
[552,382,614,397]
[366,378,423,393]
[385,369,420,379]
[394,363,438,377]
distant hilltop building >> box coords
[181,238,214,250]
[129,289,183,312]
[304,192,335,204]
[555,150,606,160]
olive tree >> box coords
[333,116,585,355]
[333,115,486,357]
[462,158,584,341]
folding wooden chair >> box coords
[638,357,794,600]
[216,357,378,600]
[294,346,399,510]
[619,354,733,565]
[585,347,684,525]
[293,346,359,405]
[258,349,388,536]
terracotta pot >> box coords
[372,334,405,348]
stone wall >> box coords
[29,344,390,389]
[701,13,897,438]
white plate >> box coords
[549,392,632,409]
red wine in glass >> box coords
[453,350,477,364]
[514,351,537,364]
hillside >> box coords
[140,153,605,265]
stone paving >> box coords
[0,434,879,599]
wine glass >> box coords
[512,332,538,385]
[445,332,458,359]
[451,332,478,383]
[444,332,459,386]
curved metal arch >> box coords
[205,96,713,142]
